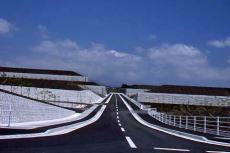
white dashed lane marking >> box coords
[121,127,125,132]
[125,136,137,148]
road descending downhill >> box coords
[0,94,229,153]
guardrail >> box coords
[148,110,230,138]
[120,93,143,109]
[123,94,230,138]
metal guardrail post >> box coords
[164,114,166,124]
[166,115,168,124]
[162,114,164,123]
[174,115,176,126]
[179,116,182,128]
[194,116,196,131]
[165,114,167,124]
[204,116,206,133]
[186,116,188,129]
[217,117,220,135]
[169,115,171,125]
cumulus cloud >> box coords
[27,39,142,84]
[33,39,79,55]
[143,43,230,80]
[147,44,207,67]
[208,37,230,48]
[5,39,230,86]
[0,18,12,35]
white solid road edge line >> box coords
[119,94,230,148]
[214,137,230,140]
[154,147,190,152]
[125,136,137,148]
[0,94,112,140]
[206,151,230,153]
[105,94,112,104]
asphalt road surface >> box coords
[0,94,229,153]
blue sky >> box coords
[0,0,230,87]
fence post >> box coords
[217,117,220,135]
[179,116,182,128]
[204,116,206,133]
[194,116,196,131]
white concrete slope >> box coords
[0,91,76,126]
[0,85,102,104]
[0,94,112,140]
[119,94,230,148]
[17,97,105,129]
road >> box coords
[0,94,229,153]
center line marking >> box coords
[117,116,119,119]
[121,127,125,132]
[118,123,122,126]
[154,147,190,152]
[125,136,137,148]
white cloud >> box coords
[29,39,142,84]
[144,43,230,80]
[147,44,206,67]
[0,18,12,35]
[5,39,230,86]
[208,37,230,48]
